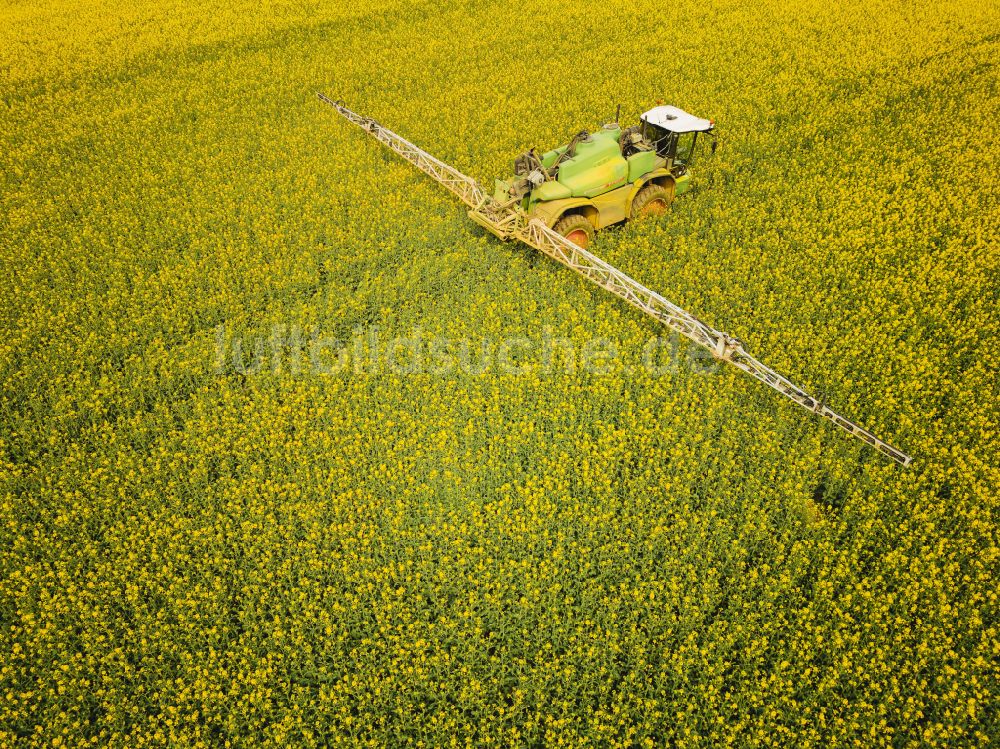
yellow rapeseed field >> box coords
[2,0,998,745]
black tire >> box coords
[552,213,596,248]
[630,182,674,220]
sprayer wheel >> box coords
[552,213,595,249]
[630,182,675,219]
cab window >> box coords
[675,132,698,165]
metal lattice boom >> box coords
[318,93,912,466]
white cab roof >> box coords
[640,106,713,133]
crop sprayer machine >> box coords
[317,93,911,466]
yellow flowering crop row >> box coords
[1,0,998,745]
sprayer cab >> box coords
[639,105,715,176]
